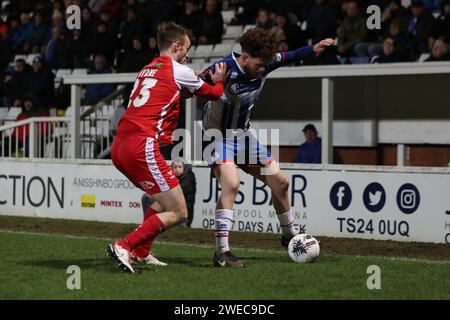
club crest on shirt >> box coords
[139,181,155,190]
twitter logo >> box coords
[363,183,386,212]
[369,191,382,206]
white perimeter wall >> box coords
[0,159,449,244]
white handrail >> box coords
[63,61,450,84]
[0,117,71,131]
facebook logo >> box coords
[330,181,352,211]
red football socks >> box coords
[118,212,164,252]
[132,208,157,258]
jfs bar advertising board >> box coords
[1,160,449,244]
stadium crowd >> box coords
[0,0,449,110]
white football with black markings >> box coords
[288,234,320,263]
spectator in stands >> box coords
[119,37,149,72]
[293,124,322,164]
[421,0,444,12]
[91,21,116,63]
[436,0,450,43]
[197,0,224,44]
[3,58,32,107]
[306,0,339,45]
[337,0,368,56]
[148,36,160,59]
[85,54,115,105]
[52,0,65,13]
[44,26,71,69]
[89,0,106,13]
[28,55,55,111]
[141,159,197,228]
[356,19,412,61]
[233,0,261,25]
[255,8,285,45]
[408,0,436,56]
[425,39,450,61]
[371,37,397,63]
[119,5,146,53]
[99,0,124,20]
[0,32,11,72]
[256,8,275,30]
[24,12,48,54]
[381,0,410,33]
[1,94,49,157]
[278,40,290,52]
[98,6,119,40]
[67,29,91,68]
[81,6,97,37]
[46,9,65,38]
[178,0,200,42]
[10,12,33,53]
[275,11,306,49]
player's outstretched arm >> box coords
[265,39,336,73]
[194,62,229,100]
[312,38,336,55]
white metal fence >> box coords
[0,117,71,159]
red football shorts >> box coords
[111,135,179,195]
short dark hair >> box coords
[157,21,188,51]
[239,27,277,61]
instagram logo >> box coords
[400,190,416,209]
[397,184,420,214]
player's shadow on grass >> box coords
[160,256,215,268]
[23,258,131,274]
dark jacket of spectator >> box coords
[118,39,150,73]
[276,12,306,48]
[99,0,124,20]
[0,33,11,71]
[3,61,32,106]
[85,57,115,105]
[28,57,55,109]
[196,2,224,44]
[407,3,436,54]
[119,7,146,53]
[81,6,97,37]
[44,27,72,69]
[178,1,200,36]
[10,14,33,51]
[91,22,116,63]
[381,0,410,34]
[25,13,48,49]
[306,0,339,44]
[66,29,91,68]
[337,13,368,55]
[293,137,322,164]
[436,5,450,43]
[178,163,196,227]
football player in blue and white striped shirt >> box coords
[200,27,334,267]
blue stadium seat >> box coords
[349,56,369,64]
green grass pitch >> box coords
[0,229,449,300]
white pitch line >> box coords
[0,229,449,265]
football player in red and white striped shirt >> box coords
[107,22,228,273]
